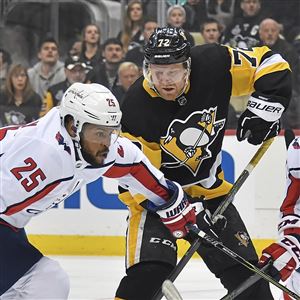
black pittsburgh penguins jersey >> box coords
[121,43,291,203]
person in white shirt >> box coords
[0,82,199,299]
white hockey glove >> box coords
[156,180,196,239]
[259,214,300,281]
[237,92,286,145]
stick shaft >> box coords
[212,138,274,220]
[152,138,275,300]
[188,225,300,300]
[220,261,272,300]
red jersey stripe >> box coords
[281,174,300,215]
[104,162,169,201]
[4,182,60,216]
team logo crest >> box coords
[160,107,225,176]
[235,231,250,247]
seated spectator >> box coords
[28,37,66,99]
[258,18,300,90]
[0,48,12,91]
[112,62,140,106]
[183,0,208,32]
[68,40,82,57]
[88,38,124,90]
[222,0,265,48]
[0,64,41,127]
[200,18,223,44]
[167,5,195,47]
[118,0,144,53]
[80,24,102,70]
[40,55,88,116]
[281,90,300,130]
[125,18,158,70]
[206,0,236,28]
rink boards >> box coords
[27,134,287,256]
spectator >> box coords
[0,64,41,127]
[258,18,300,90]
[118,0,144,52]
[27,37,65,99]
[167,5,195,47]
[68,40,82,57]
[112,61,140,105]
[183,0,208,32]
[40,55,89,117]
[258,18,300,130]
[200,17,223,44]
[206,0,237,28]
[222,0,265,48]
[0,48,12,91]
[199,18,238,128]
[80,24,102,70]
[125,18,158,70]
[89,38,124,90]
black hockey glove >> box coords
[237,92,286,145]
[188,197,227,237]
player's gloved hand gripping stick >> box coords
[152,137,275,300]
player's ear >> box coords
[65,115,76,138]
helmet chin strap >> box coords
[70,126,90,167]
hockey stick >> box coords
[187,224,300,300]
[220,260,272,300]
[160,256,272,300]
[162,280,183,300]
[211,137,274,221]
[152,137,275,300]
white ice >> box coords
[53,256,282,300]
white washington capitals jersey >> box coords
[0,108,169,228]
[280,137,300,217]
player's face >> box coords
[80,123,120,166]
[150,63,188,100]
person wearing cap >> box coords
[39,55,88,116]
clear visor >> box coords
[81,123,121,145]
[145,63,188,83]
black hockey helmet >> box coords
[144,27,191,65]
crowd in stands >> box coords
[0,0,300,129]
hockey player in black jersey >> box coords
[116,27,292,300]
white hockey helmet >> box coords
[59,82,122,140]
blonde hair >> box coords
[118,61,139,76]
[167,5,186,19]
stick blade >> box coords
[162,280,183,300]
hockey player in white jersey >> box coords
[0,82,199,299]
[259,133,300,299]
